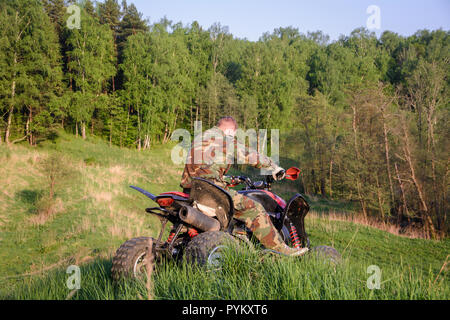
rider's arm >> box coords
[234,139,282,172]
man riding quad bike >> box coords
[111,117,340,280]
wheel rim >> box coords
[207,245,227,268]
[133,252,147,278]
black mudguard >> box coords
[283,194,310,248]
[130,185,157,200]
[189,178,234,230]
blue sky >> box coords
[129,0,450,41]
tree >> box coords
[99,0,122,36]
[0,0,63,145]
[117,3,148,51]
[121,21,196,149]
[42,0,66,34]
[237,39,301,130]
[99,0,122,91]
[185,21,214,130]
[65,6,116,139]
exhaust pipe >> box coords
[179,205,220,232]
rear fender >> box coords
[130,186,189,203]
[130,185,157,201]
[190,178,234,230]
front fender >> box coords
[283,193,310,248]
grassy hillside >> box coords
[0,133,448,299]
[0,133,183,292]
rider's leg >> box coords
[228,190,307,256]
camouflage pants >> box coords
[228,189,296,255]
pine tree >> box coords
[42,0,66,33]
[117,3,148,51]
[83,0,96,17]
[99,0,121,38]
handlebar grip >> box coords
[228,176,244,185]
[275,169,286,180]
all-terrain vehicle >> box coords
[111,167,340,280]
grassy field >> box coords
[0,132,448,299]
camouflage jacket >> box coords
[180,126,280,189]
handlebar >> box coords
[225,167,300,191]
[225,174,275,190]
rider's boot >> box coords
[254,220,309,256]
[272,242,309,256]
[232,193,309,257]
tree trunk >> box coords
[5,104,14,144]
[329,158,333,198]
[6,13,21,145]
[26,113,32,145]
[425,85,439,234]
[311,169,317,194]
[109,116,113,147]
[328,134,337,198]
[394,162,409,221]
[195,103,199,123]
[381,110,395,206]
[320,177,326,197]
[137,106,141,151]
[81,121,86,140]
[351,104,368,220]
[162,123,168,144]
[190,105,193,132]
[401,119,436,238]
[375,172,385,219]
[5,54,16,144]
[124,104,130,147]
[143,134,150,150]
[27,105,33,145]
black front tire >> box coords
[111,237,155,281]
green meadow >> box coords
[0,133,448,299]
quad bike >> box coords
[111,167,340,280]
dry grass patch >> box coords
[308,211,429,239]
[28,197,64,225]
[107,223,137,239]
[108,165,127,184]
[92,191,113,203]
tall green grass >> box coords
[3,242,448,300]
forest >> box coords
[0,0,448,238]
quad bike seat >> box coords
[189,178,234,230]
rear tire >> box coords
[311,245,341,264]
[111,237,155,281]
[184,231,235,267]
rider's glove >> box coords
[223,175,234,184]
[272,167,286,181]
[223,175,241,185]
